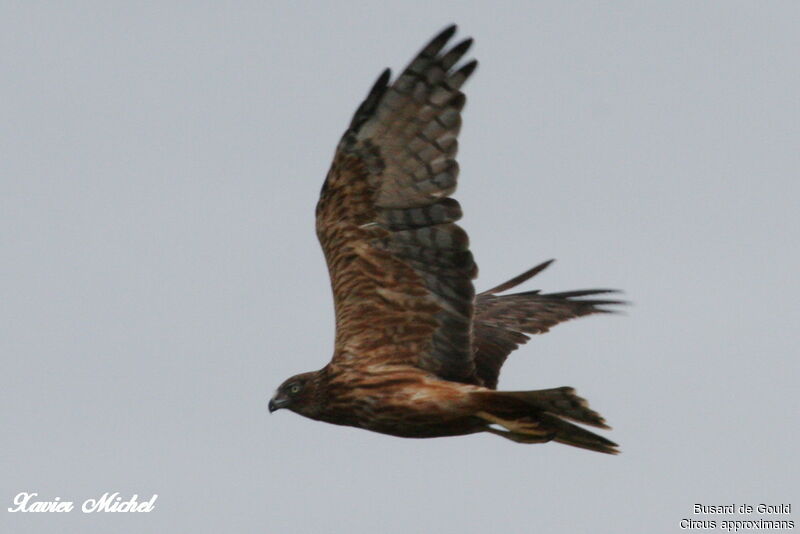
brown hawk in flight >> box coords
[269,26,622,454]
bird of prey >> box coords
[269,25,623,454]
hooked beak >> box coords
[268,396,289,413]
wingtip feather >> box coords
[480,259,555,295]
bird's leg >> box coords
[475,411,549,436]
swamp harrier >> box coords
[269,26,622,454]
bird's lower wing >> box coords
[473,261,624,388]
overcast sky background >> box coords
[2,2,798,533]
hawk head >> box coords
[269,371,321,416]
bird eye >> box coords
[289,384,302,394]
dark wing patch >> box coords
[316,26,479,382]
[473,260,624,389]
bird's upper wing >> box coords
[473,261,624,389]
[316,26,478,382]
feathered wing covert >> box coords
[270,26,623,454]
[316,25,479,383]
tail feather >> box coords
[539,413,619,454]
[475,388,619,454]
[504,387,610,428]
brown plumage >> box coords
[269,26,623,454]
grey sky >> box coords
[2,2,798,533]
